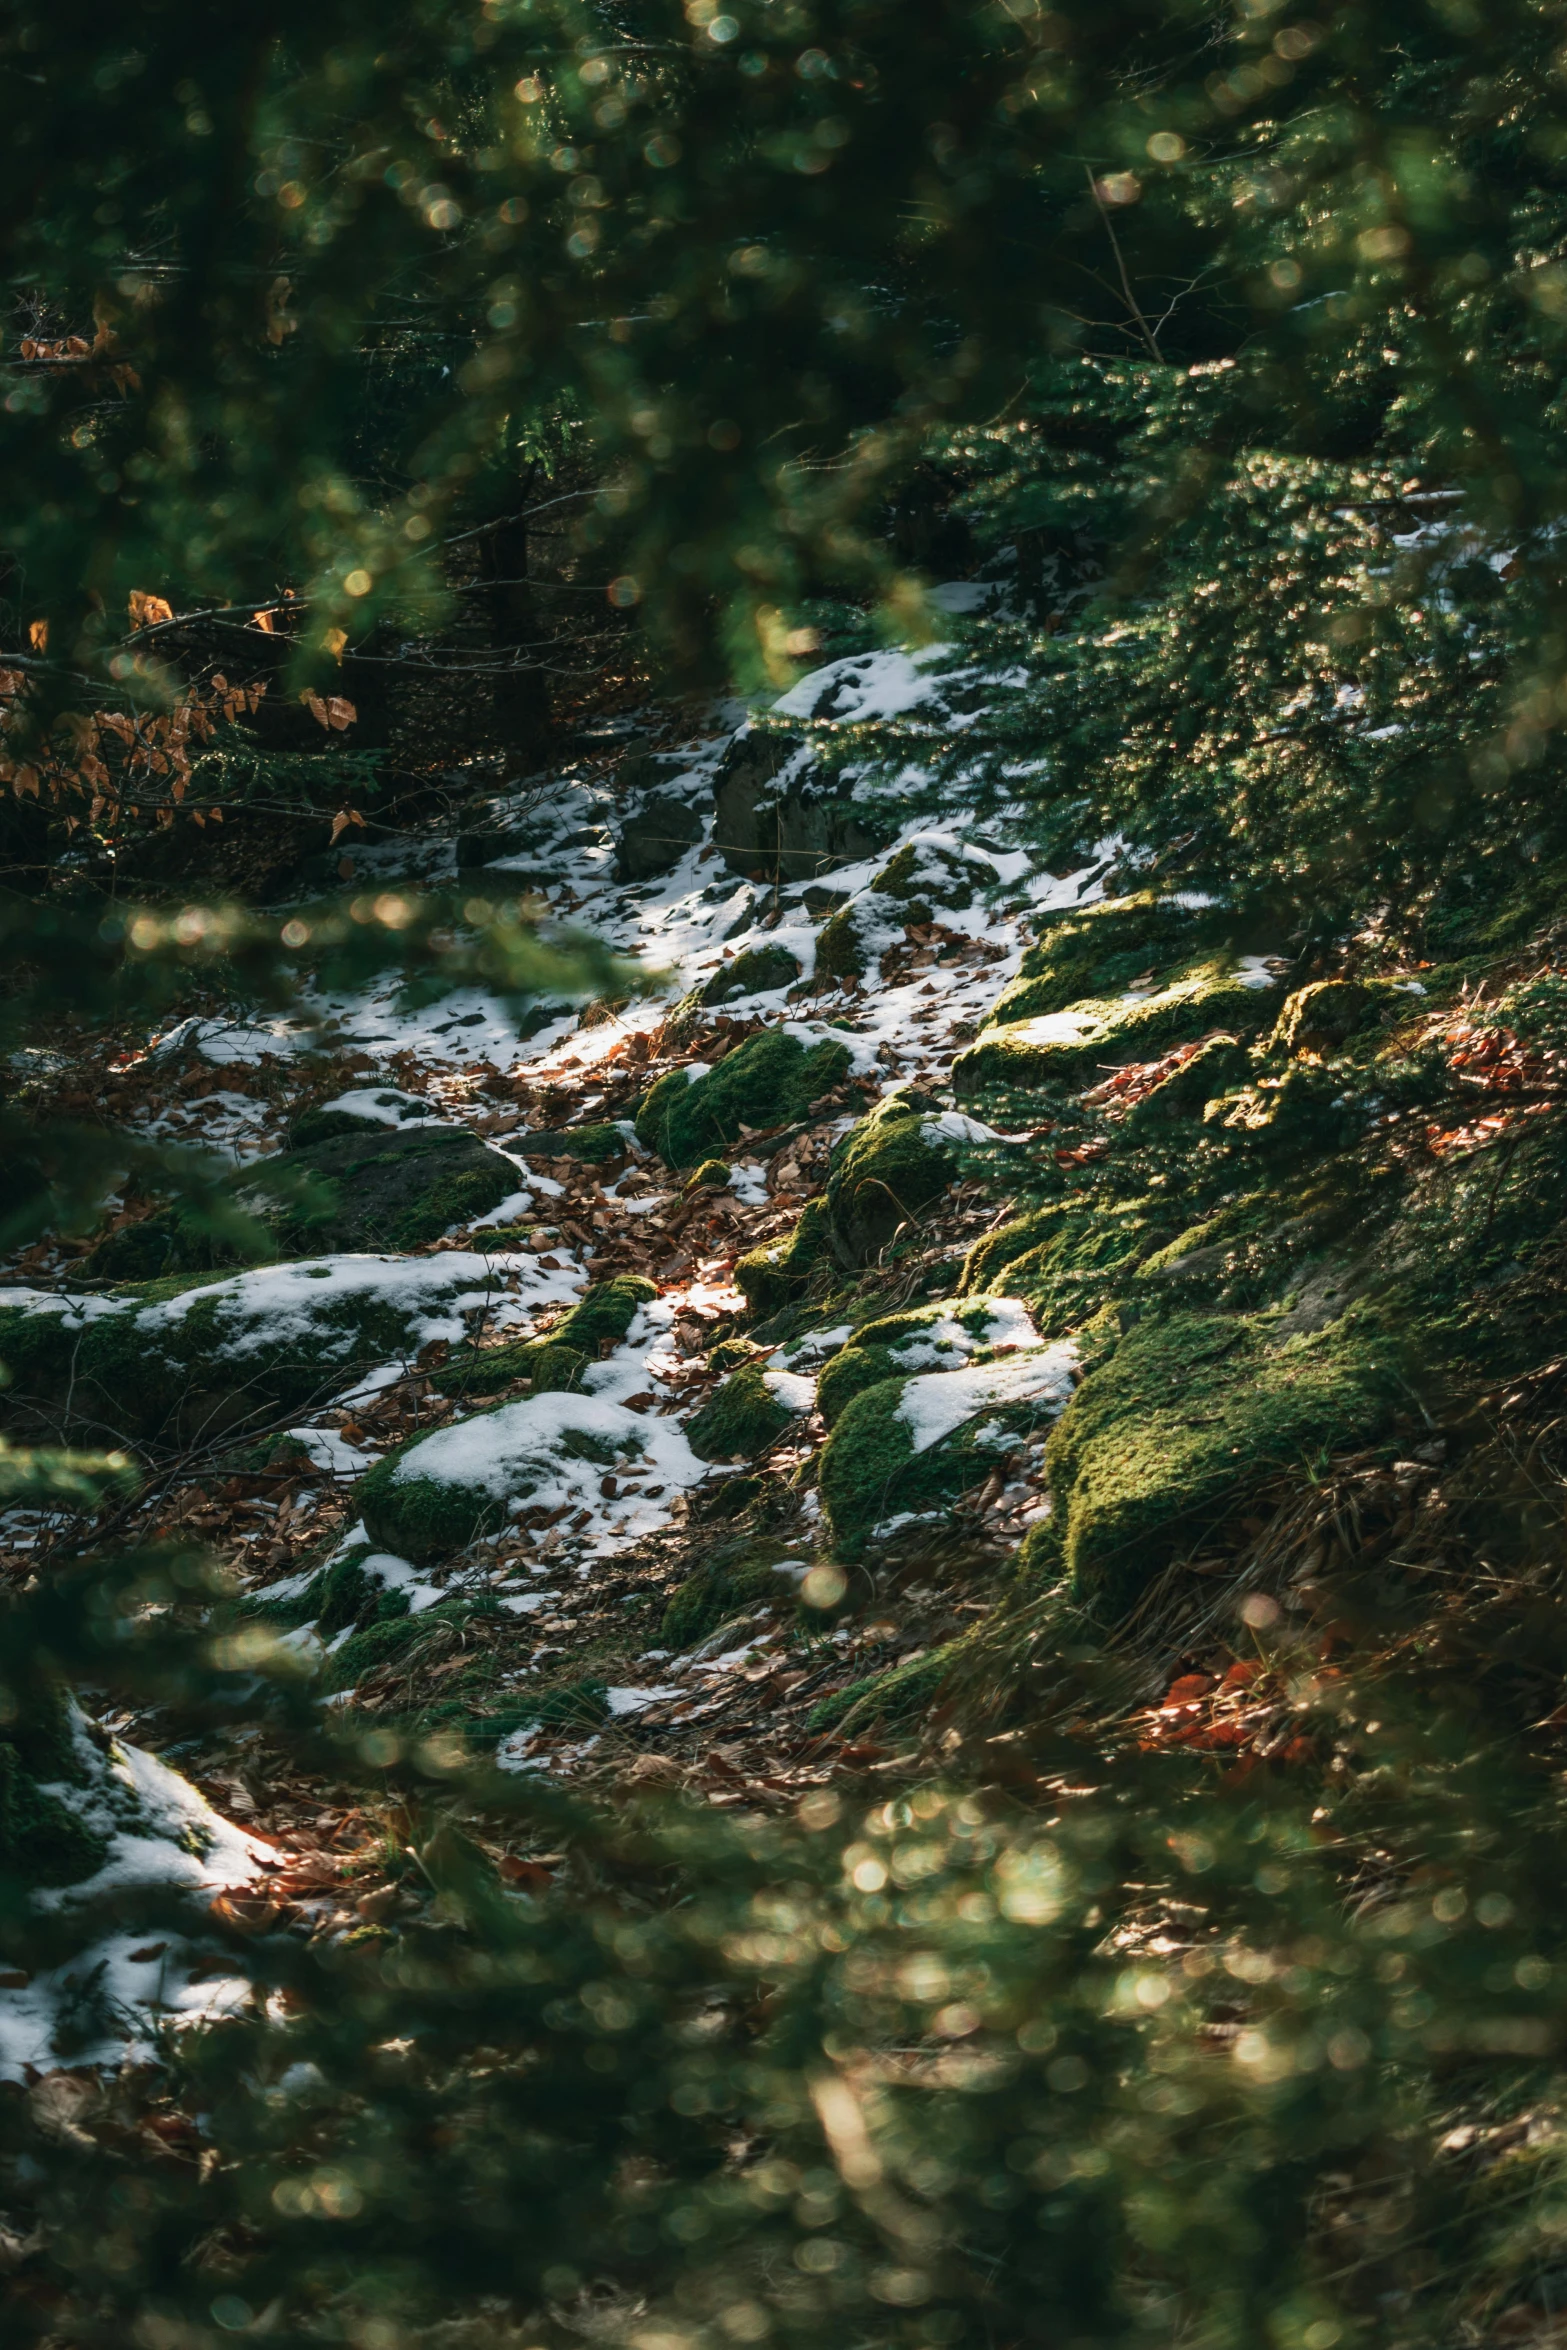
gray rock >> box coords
[613,792,705,881]
[711,728,894,883]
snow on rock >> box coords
[897,1344,1079,1457]
[0,1705,275,2081]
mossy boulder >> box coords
[686,1360,815,1461]
[953,957,1284,1094]
[287,1088,433,1150]
[1040,1307,1399,1615]
[963,1198,1170,1334]
[685,1157,731,1193]
[817,1343,899,1427]
[0,1254,510,1446]
[871,836,997,920]
[985,891,1235,1030]
[83,1121,522,1281]
[661,1540,802,1647]
[699,944,802,1006]
[735,1195,837,1317]
[554,1274,658,1352]
[1267,978,1389,1058]
[433,1340,588,1401]
[815,900,898,983]
[816,1296,1042,1426]
[635,1030,851,1167]
[513,1122,629,1165]
[824,1097,958,1262]
[356,1389,662,1563]
[0,1688,110,1891]
[1121,1034,1253,1132]
[806,1642,960,1735]
[819,1347,1075,1557]
[430,1277,653,1402]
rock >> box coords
[819,1344,1076,1556]
[634,1030,851,1168]
[712,727,894,883]
[735,1196,836,1317]
[82,1122,523,1281]
[288,1086,433,1150]
[430,1277,654,1401]
[816,1296,1042,1425]
[871,836,998,919]
[953,957,1285,1094]
[1029,1307,1397,1615]
[1122,1034,1253,1130]
[0,1252,521,1445]
[512,1121,629,1166]
[824,1096,959,1262]
[356,1384,693,1563]
[612,792,705,882]
[1268,977,1387,1057]
[698,943,802,1006]
[661,1539,802,1647]
[686,1360,815,1461]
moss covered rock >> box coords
[871,836,997,919]
[699,944,802,1006]
[431,1276,656,1401]
[1121,1034,1253,1132]
[433,1339,588,1402]
[735,1194,837,1316]
[685,1158,732,1193]
[1267,978,1389,1058]
[513,1122,629,1165]
[985,891,1234,1030]
[661,1539,803,1647]
[816,1343,899,1427]
[84,1120,522,1281]
[635,1030,851,1167]
[953,956,1283,1094]
[824,1097,958,1261]
[686,1360,815,1461]
[819,1345,1076,1556]
[0,1253,515,1446]
[1041,1307,1399,1615]
[356,1388,673,1563]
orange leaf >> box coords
[252,609,276,632]
[27,619,48,651]
[324,695,357,730]
[128,590,174,630]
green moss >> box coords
[962,1198,1169,1336]
[515,1123,628,1165]
[819,1375,1046,1558]
[1044,1307,1399,1616]
[433,1340,587,1401]
[824,1099,955,1262]
[815,902,878,981]
[986,892,1233,1029]
[324,1595,494,1694]
[872,839,991,912]
[699,944,802,1005]
[636,1031,851,1168]
[685,1159,732,1193]
[1,1260,496,1446]
[1267,979,1386,1057]
[686,1361,806,1461]
[955,957,1283,1094]
[662,1543,796,1647]
[1122,1035,1253,1131]
[356,1393,647,1563]
[84,1124,520,1280]
[736,1194,837,1317]
[553,1275,657,1354]
[816,1343,899,1427]
[806,1642,960,1735]
[0,1688,108,1890]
